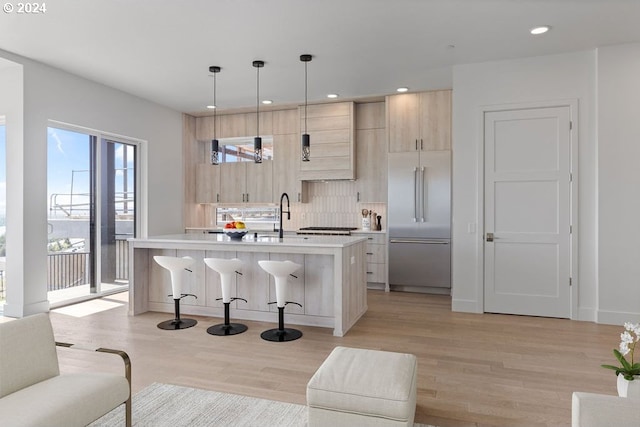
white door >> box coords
[484,106,572,317]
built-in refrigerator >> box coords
[387,150,451,293]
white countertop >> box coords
[132,233,368,248]
[184,227,386,235]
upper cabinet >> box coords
[218,161,273,204]
[273,133,307,203]
[298,101,356,180]
[387,90,451,152]
[195,163,221,203]
[272,108,307,202]
[196,111,273,140]
[355,102,387,203]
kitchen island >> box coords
[128,233,368,336]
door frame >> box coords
[474,99,579,318]
[47,120,147,303]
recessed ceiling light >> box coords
[327,93,339,99]
[206,105,216,109]
[530,26,550,35]
[262,99,273,105]
[397,87,409,93]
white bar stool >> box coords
[258,260,303,342]
[153,255,198,330]
[203,258,248,336]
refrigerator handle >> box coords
[390,239,450,244]
[420,166,426,222]
[413,167,418,222]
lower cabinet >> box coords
[357,232,388,290]
[236,252,271,312]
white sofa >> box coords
[0,313,131,427]
[572,392,640,427]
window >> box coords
[216,206,278,230]
[217,136,273,163]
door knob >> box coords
[486,232,494,242]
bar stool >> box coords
[153,255,198,330]
[203,258,248,336]
[258,260,303,342]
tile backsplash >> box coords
[291,181,386,230]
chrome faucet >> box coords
[279,192,290,239]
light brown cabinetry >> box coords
[355,102,386,203]
[358,232,388,290]
[195,163,221,203]
[196,112,273,140]
[299,101,356,180]
[272,133,307,203]
[387,90,451,152]
[217,161,273,204]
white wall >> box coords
[451,51,598,320]
[597,42,640,324]
[0,58,29,314]
[0,48,183,316]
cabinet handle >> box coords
[415,139,418,150]
[421,139,424,150]
[216,193,220,203]
[367,271,374,274]
[246,193,249,202]
[242,193,246,202]
[357,192,360,202]
[297,193,301,202]
[366,252,374,255]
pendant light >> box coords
[209,66,221,165]
[300,54,312,162]
[253,60,264,163]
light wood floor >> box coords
[44,290,619,427]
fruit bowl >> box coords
[223,228,249,240]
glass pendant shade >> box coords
[254,136,262,163]
[210,139,219,165]
[302,133,310,162]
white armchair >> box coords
[572,392,640,427]
[0,313,131,427]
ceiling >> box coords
[1,0,639,115]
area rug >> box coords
[91,382,436,427]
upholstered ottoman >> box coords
[307,346,417,427]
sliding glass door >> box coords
[47,126,137,305]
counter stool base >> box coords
[261,328,302,342]
[207,323,248,336]
[157,318,197,330]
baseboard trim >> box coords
[597,309,640,325]
[452,298,482,313]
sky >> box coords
[0,125,135,223]
[47,127,135,217]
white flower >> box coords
[620,341,631,356]
[621,331,634,344]
[619,331,635,356]
[624,322,640,339]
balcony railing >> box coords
[0,238,129,300]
